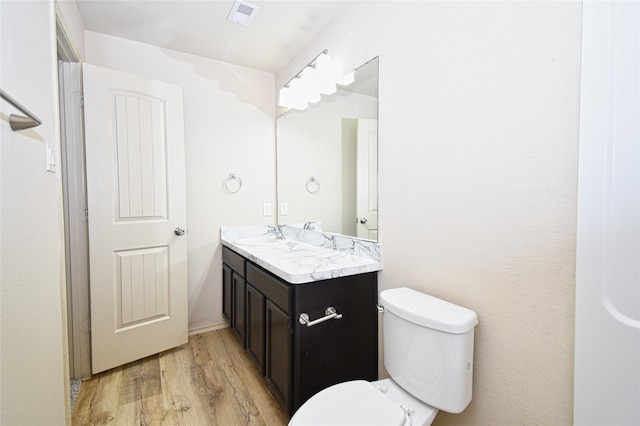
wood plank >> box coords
[192,360,249,424]
[87,366,123,425]
[158,345,210,425]
[213,326,253,370]
[237,363,289,425]
[118,355,162,405]
[72,328,289,426]
[115,394,164,426]
[72,376,98,425]
[188,332,213,366]
[217,360,263,424]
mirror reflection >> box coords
[276,57,379,240]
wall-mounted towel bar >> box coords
[0,89,42,131]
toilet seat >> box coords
[288,380,410,426]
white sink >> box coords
[234,235,287,246]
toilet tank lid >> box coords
[380,287,478,334]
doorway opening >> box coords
[56,16,91,410]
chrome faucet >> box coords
[267,225,285,240]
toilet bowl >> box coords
[288,378,438,426]
[288,287,478,426]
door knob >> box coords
[359,218,368,224]
[174,227,186,236]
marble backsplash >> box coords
[220,223,382,264]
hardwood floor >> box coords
[72,327,289,425]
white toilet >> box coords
[289,287,478,426]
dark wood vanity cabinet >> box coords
[222,264,232,321]
[292,272,379,411]
[222,246,378,416]
[265,299,292,409]
[222,247,246,345]
[245,261,293,410]
[245,282,266,374]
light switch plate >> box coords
[263,202,272,216]
[46,141,57,173]
[280,202,288,216]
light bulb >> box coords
[336,71,355,86]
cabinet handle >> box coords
[298,307,343,327]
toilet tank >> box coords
[380,287,478,414]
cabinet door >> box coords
[265,299,291,413]
[222,264,232,322]
[231,272,246,345]
[293,273,378,411]
[246,283,265,374]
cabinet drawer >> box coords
[222,246,245,278]
[246,262,291,314]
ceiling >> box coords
[75,0,348,73]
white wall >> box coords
[0,1,69,424]
[84,32,277,331]
[277,2,581,424]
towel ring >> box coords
[305,177,320,194]
[223,174,242,193]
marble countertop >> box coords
[221,224,382,284]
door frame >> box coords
[57,17,92,379]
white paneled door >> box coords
[356,119,378,240]
[574,1,640,424]
[83,64,188,374]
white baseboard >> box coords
[188,321,229,336]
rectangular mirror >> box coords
[276,57,379,240]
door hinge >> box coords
[83,317,91,333]
[74,91,84,107]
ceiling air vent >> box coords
[227,0,260,27]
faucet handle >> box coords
[267,225,285,239]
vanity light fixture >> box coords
[279,79,308,110]
[336,71,355,87]
[279,50,354,111]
